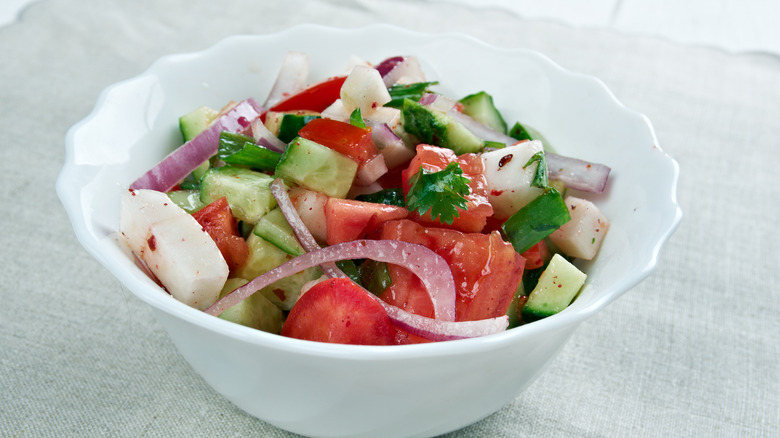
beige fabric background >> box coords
[1,0,778,436]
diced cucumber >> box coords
[275,137,358,198]
[199,166,276,225]
[252,207,305,256]
[179,106,218,142]
[355,188,405,207]
[358,259,393,295]
[459,91,508,134]
[401,99,483,155]
[235,233,322,311]
[218,131,281,171]
[509,122,533,142]
[501,187,570,254]
[217,278,284,334]
[522,254,586,321]
[166,189,204,213]
[277,112,319,143]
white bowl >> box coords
[57,24,681,438]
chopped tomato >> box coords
[377,219,525,322]
[521,240,549,270]
[297,118,378,163]
[401,145,493,233]
[393,327,434,345]
[191,197,249,273]
[324,198,408,245]
[269,76,347,114]
[280,278,395,345]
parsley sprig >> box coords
[405,162,471,225]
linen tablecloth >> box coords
[2,0,778,436]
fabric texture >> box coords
[1,0,778,436]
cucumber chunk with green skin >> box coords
[179,106,218,142]
[166,189,204,213]
[401,99,484,155]
[199,166,276,225]
[277,113,320,143]
[501,188,571,254]
[252,207,305,256]
[459,91,508,134]
[522,253,586,321]
[509,122,533,142]
[217,278,284,334]
[218,131,281,170]
[275,137,358,198]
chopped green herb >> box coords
[405,162,470,225]
[523,151,549,188]
[385,81,439,108]
[349,108,366,129]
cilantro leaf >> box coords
[349,108,366,129]
[405,162,471,225]
[523,151,549,188]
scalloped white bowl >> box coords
[57,24,681,438]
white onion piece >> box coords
[375,56,426,87]
[130,99,263,192]
[250,118,286,152]
[263,51,309,108]
[270,179,345,279]
[355,154,388,186]
[424,93,458,113]
[546,152,610,193]
[206,239,458,323]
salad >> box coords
[119,52,611,345]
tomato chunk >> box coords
[297,118,379,163]
[269,76,347,114]
[281,278,395,345]
[521,240,550,270]
[377,219,525,321]
[324,198,408,245]
[402,145,493,233]
[191,197,249,273]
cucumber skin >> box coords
[501,188,571,254]
[522,254,586,321]
[459,91,508,134]
[401,99,483,155]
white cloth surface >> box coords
[1,0,778,437]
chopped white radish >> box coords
[119,189,228,310]
[354,153,388,186]
[340,65,392,117]
[320,100,350,122]
[288,186,329,244]
[548,196,610,260]
[481,140,545,219]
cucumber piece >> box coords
[218,131,281,170]
[522,253,586,321]
[166,189,204,213]
[277,113,320,143]
[199,166,276,225]
[358,259,393,296]
[501,187,570,254]
[509,122,533,142]
[401,99,484,155]
[217,278,284,334]
[459,91,508,134]
[235,233,322,311]
[275,137,358,198]
[355,188,405,207]
[179,106,218,142]
[252,207,305,256]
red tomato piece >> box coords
[191,197,249,273]
[269,76,347,114]
[324,198,408,245]
[401,144,493,233]
[297,118,379,163]
[521,240,550,270]
[280,278,395,345]
[377,219,525,322]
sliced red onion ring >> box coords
[263,51,309,108]
[375,56,425,87]
[206,239,457,323]
[546,152,611,193]
[250,118,286,152]
[382,304,508,341]
[130,99,263,192]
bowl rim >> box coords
[56,23,682,360]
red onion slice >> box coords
[130,99,263,192]
[250,118,286,152]
[206,239,458,323]
[375,56,425,87]
[546,152,611,193]
[263,51,310,108]
[382,304,508,341]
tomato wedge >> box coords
[324,198,408,245]
[269,76,347,114]
[521,240,549,270]
[281,278,395,345]
[191,197,249,273]
[297,118,379,163]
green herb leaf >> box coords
[349,108,366,129]
[523,151,549,188]
[405,162,471,225]
[385,81,439,108]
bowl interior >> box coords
[57,24,681,356]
